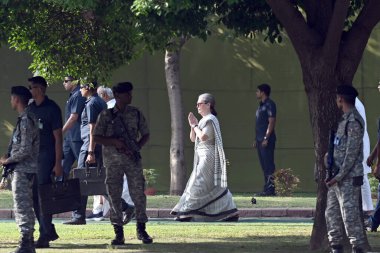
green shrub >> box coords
[143,168,158,187]
[274,168,300,197]
[368,173,379,197]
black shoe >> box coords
[111,225,125,245]
[63,218,86,225]
[330,244,343,253]
[352,246,364,253]
[35,237,49,248]
[49,224,59,241]
[136,222,153,244]
[123,206,135,225]
[256,191,276,197]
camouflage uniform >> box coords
[325,108,365,248]
[94,105,149,226]
[8,111,40,237]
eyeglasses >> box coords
[196,102,207,107]
[64,80,73,83]
[80,85,86,89]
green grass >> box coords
[0,191,317,209]
[0,220,380,253]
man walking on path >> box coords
[254,83,277,196]
[28,76,63,248]
[63,81,106,225]
[93,82,152,245]
[62,76,86,178]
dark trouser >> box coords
[62,139,82,177]
[32,149,56,239]
[370,183,380,229]
[72,144,102,220]
[257,140,276,193]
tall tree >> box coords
[218,0,380,250]
[0,0,140,82]
[131,1,217,195]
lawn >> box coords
[0,220,380,253]
[0,191,317,209]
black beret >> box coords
[28,76,47,87]
[112,82,133,94]
[11,86,32,100]
[336,85,358,97]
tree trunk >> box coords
[304,75,340,250]
[303,69,370,251]
[165,38,187,195]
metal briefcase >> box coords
[73,163,107,196]
[38,178,81,215]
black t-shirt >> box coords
[28,96,63,150]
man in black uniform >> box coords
[253,83,277,196]
[28,76,63,248]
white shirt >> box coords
[355,97,371,174]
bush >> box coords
[368,173,379,198]
[274,168,300,197]
[143,168,158,187]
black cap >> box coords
[336,85,358,97]
[11,86,32,100]
[112,82,133,94]
[28,76,47,87]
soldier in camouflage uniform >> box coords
[325,85,367,253]
[0,86,39,253]
[93,82,152,245]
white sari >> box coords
[171,114,238,221]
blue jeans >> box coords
[369,183,380,230]
[62,139,82,177]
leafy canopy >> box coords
[0,0,140,82]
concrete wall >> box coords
[1,26,379,193]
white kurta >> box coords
[355,97,374,211]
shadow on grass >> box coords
[0,236,325,253]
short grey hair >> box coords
[98,86,114,99]
[199,93,217,116]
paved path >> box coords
[0,208,315,219]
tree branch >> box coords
[322,0,350,67]
[266,0,318,58]
[339,0,380,81]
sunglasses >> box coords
[64,80,73,83]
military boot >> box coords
[111,225,125,245]
[330,244,344,253]
[12,234,36,253]
[136,222,153,244]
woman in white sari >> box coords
[171,93,238,222]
